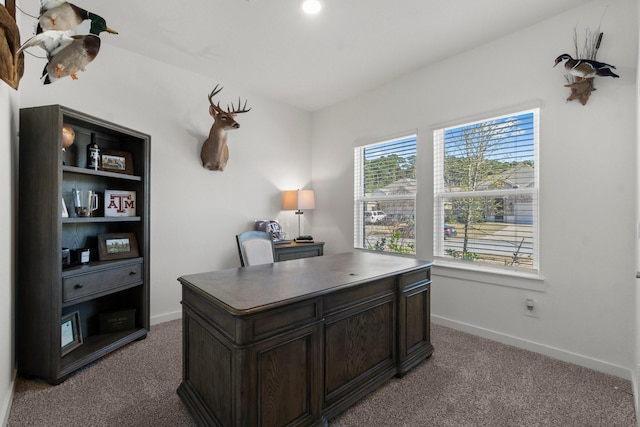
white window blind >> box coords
[434,109,539,271]
[354,135,417,255]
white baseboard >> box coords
[150,310,182,326]
[432,315,632,380]
[0,369,16,427]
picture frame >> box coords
[97,232,139,261]
[61,311,82,356]
[104,190,136,217]
[100,150,134,175]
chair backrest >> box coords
[236,231,275,267]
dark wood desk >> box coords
[273,241,324,261]
[178,252,433,427]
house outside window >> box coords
[354,135,417,255]
[434,109,539,271]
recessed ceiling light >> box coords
[301,0,322,15]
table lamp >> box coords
[282,189,315,240]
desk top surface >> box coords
[178,251,431,314]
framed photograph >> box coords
[97,232,139,261]
[61,311,82,356]
[100,150,134,175]
[104,190,136,217]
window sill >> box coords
[432,258,546,292]
[355,248,416,259]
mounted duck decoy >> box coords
[40,34,101,84]
[553,54,619,79]
[37,0,117,35]
[19,14,114,84]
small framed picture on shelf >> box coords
[104,190,136,217]
[97,232,139,261]
[61,311,82,356]
[100,150,133,175]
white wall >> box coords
[312,0,638,378]
[16,39,313,323]
[635,0,640,419]
[0,78,18,426]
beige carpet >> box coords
[8,319,636,426]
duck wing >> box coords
[19,30,76,57]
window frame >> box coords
[433,107,540,274]
[354,133,418,255]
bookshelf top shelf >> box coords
[62,216,141,224]
[63,165,142,182]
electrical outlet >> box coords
[524,297,539,318]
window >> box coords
[354,135,417,255]
[434,109,539,271]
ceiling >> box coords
[93,0,591,112]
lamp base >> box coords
[295,210,304,240]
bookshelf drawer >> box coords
[63,262,143,303]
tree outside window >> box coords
[434,109,538,271]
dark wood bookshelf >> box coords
[17,105,150,384]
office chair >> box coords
[236,231,275,266]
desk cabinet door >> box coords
[397,268,433,376]
[247,324,322,427]
[323,292,396,413]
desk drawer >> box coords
[63,262,143,303]
[323,277,395,315]
[277,248,320,261]
[274,242,324,262]
[399,267,430,289]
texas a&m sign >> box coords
[104,190,136,217]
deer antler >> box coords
[207,85,224,102]
[208,84,225,113]
[208,84,251,114]
[227,97,251,114]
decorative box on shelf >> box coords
[99,309,136,334]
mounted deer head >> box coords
[200,84,251,171]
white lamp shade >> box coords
[282,190,315,211]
